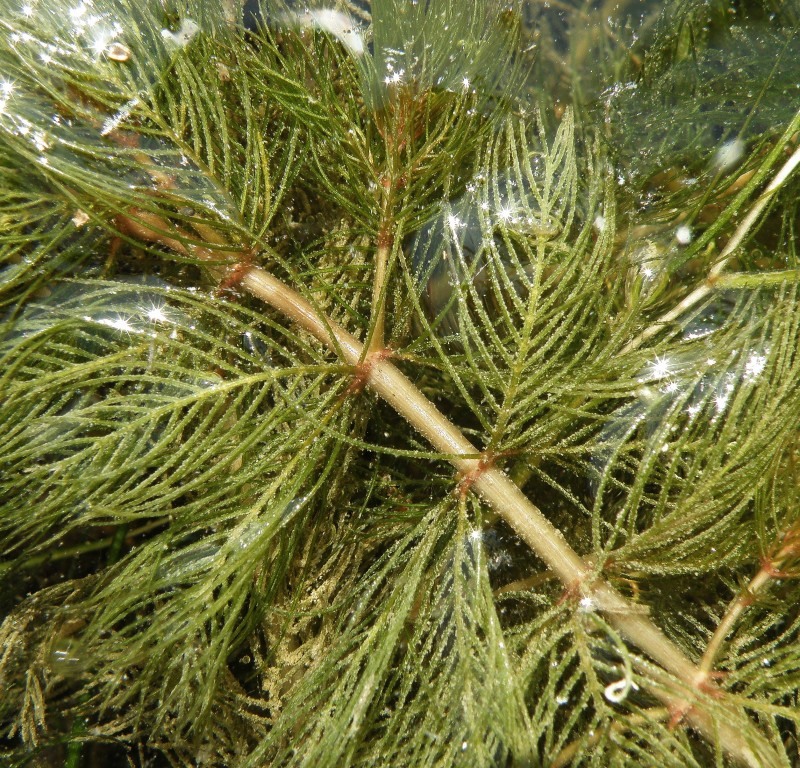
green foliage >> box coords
[2,1,800,766]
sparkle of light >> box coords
[99,314,137,333]
[497,206,514,224]
[384,69,404,85]
[650,355,671,380]
[145,303,168,323]
[91,30,113,56]
[69,3,87,21]
[579,596,596,612]
[447,213,463,232]
[744,352,767,381]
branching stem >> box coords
[621,112,800,355]
[117,209,778,766]
[699,522,800,680]
[238,266,773,767]
[369,164,399,353]
[369,237,391,354]
[698,567,772,680]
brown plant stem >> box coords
[697,568,773,682]
[368,166,398,354]
[369,238,391,354]
[117,209,778,767]
[698,524,800,681]
[237,266,774,768]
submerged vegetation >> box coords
[2,0,800,765]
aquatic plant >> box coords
[2,1,800,766]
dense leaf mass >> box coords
[2,1,800,766]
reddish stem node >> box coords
[696,670,726,697]
[344,347,394,397]
[760,554,793,580]
[376,228,394,250]
[217,252,256,296]
[455,451,498,501]
[667,702,692,730]
[556,577,584,607]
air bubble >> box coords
[49,638,86,677]
[713,138,745,171]
[675,225,692,245]
[105,41,131,61]
[161,18,200,48]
